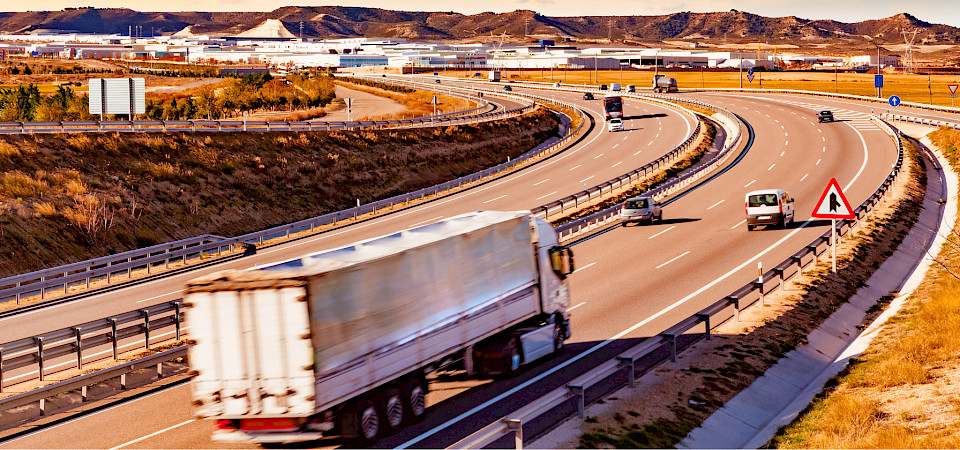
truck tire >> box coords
[553,324,565,354]
[342,398,380,446]
[402,375,427,424]
[504,339,521,377]
[380,386,404,433]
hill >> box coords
[1,7,958,46]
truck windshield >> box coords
[624,199,648,209]
[748,194,779,207]
[604,97,623,113]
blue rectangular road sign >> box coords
[875,74,884,88]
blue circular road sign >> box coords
[888,95,901,107]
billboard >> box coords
[89,78,145,116]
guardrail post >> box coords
[81,385,88,402]
[695,313,711,340]
[660,333,677,362]
[110,318,118,360]
[773,268,785,292]
[568,384,585,418]
[505,419,523,450]
[142,310,151,350]
[121,372,127,390]
[36,337,44,381]
[754,281,765,306]
[157,362,163,379]
[39,398,45,416]
[617,356,636,387]
[792,256,804,282]
[75,327,83,370]
[175,302,182,341]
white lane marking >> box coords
[648,225,676,239]
[594,153,605,159]
[768,164,776,171]
[569,165,582,171]
[801,173,809,181]
[612,161,622,168]
[410,216,443,227]
[707,200,725,210]
[765,114,770,117]
[647,141,655,146]
[579,176,595,183]
[775,119,780,123]
[822,136,826,142]
[744,179,756,188]
[785,133,789,137]
[533,178,550,186]
[816,158,822,165]
[818,129,822,133]
[731,219,746,229]
[612,144,620,149]
[656,251,691,269]
[779,151,785,157]
[623,136,630,140]
[136,291,175,304]
[109,420,196,450]
[634,149,643,155]
[572,262,595,273]
[568,302,587,311]
[482,195,508,204]
[784,141,789,146]
[822,146,827,152]
[536,191,558,200]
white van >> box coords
[745,189,795,230]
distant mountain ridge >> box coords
[1,7,958,45]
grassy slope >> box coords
[0,109,559,277]
[771,128,960,448]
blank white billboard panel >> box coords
[89,78,145,115]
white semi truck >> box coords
[186,211,575,445]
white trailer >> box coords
[488,70,501,82]
[186,211,574,445]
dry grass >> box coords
[772,130,960,448]
[335,79,469,119]
[447,69,960,107]
[569,137,925,449]
[0,108,560,277]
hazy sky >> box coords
[3,0,958,27]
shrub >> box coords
[0,172,47,199]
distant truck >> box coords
[611,83,621,91]
[187,211,575,445]
[653,74,678,93]
[488,70,501,82]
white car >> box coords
[620,196,662,225]
[608,118,624,132]
[745,189,795,230]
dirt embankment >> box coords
[0,108,560,277]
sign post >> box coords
[949,84,958,108]
[344,97,353,123]
[812,178,856,273]
[431,95,439,124]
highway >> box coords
[2,84,944,448]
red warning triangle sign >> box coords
[812,178,855,219]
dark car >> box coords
[583,92,594,100]
[503,85,512,91]
[817,110,834,123]
[436,79,441,84]
[599,84,608,91]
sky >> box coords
[2,0,958,28]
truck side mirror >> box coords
[549,246,575,279]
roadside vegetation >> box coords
[0,108,560,276]
[770,128,960,448]
[574,137,925,448]
[447,69,960,107]
[335,77,469,120]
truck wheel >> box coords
[553,325,565,354]
[402,375,427,424]
[342,398,380,446]
[380,386,404,433]
[504,339,521,377]
[747,224,755,231]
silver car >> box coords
[620,196,662,225]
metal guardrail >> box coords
[451,114,906,449]
[882,114,960,130]
[0,80,493,135]
[0,346,188,416]
[553,103,742,240]
[0,86,543,307]
[0,300,183,392]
